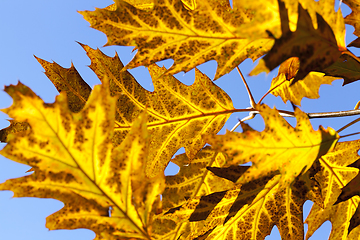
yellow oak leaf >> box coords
[163,146,236,211]
[35,56,91,112]
[0,120,30,143]
[80,44,235,177]
[269,57,339,106]
[252,0,344,83]
[80,0,274,80]
[305,140,360,239]
[153,147,245,240]
[169,169,321,240]
[0,81,165,239]
[0,56,94,144]
[205,104,339,186]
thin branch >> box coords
[236,66,256,108]
[227,108,360,132]
[307,109,360,118]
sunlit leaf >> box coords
[169,169,320,240]
[305,140,360,239]
[36,56,91,112]
[163,146,236,211]
[81,44,235,177]
[80,0,275,79]
[0,81,164,239]
[205,104,338,186]
[269,57,339,106]
[0,120,30,143]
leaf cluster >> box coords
[2,0,360,239]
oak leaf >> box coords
[252,0,344,83]
[343,0,360,38]
[162,146,236,211]
[0,81,164,239]
[269,57,339,106]
[205,104,338,186]
[169,168,321,240]
[80,0,275,79]
[0,120,30,143]
[80,44,235,177]
[35,56,91,112]
[0,56,92,143]
[305,140,360,239]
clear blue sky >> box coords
[0,0,360,239]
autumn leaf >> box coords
[0,120,30,143]
[0,56,92,143]
[151,147,246,239]
[305,140,360,239]
[163,146,236,211]
[205,104,339,186]
[80,0,275,79]
[0,81,164,239]
[252,0,344,83]
[35,56,91,112]
[169,167,321,240]
[269,57,339,105]
[80,44,235,177]
[343,0,360,38]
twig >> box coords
[236,66,256,108]
[307,109,360,118]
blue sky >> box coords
[1,0,360,239]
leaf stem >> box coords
[337,117,360,133]
[236,66,256,108]
[339,131,360,139]
[257,79,286,104]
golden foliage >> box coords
[269,57,339,105]
[80,0,275,79]
[305,140,360,239]
[163,147,235,211]
[3,0,360,239]
[80,44,235,177]
[205,104,338,186]
[0,81,164,239]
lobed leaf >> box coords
[163,146,236,211]
[0,81,164,239]
[252,0,345,83]
[205,104,339,186]
[0,120,30,143]
[269,57,339,106]
[169,169,320,240]
[305,140,360,239]
[80,44,235,177]
[80,0,275,79]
